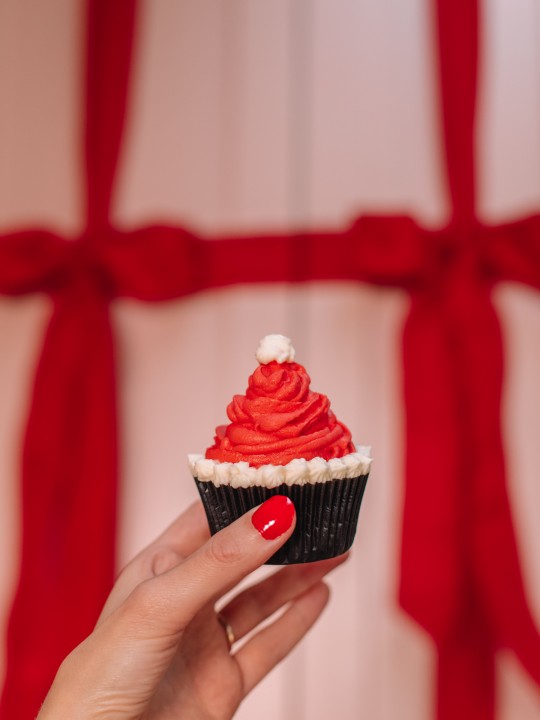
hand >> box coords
[38,496,348,720]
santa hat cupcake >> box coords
[189,335,371,564]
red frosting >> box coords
[205,360,355,467]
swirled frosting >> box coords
[205,338,357,468]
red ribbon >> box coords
[400,227,540,719]
[401,2,540,715]
[0,0,137,715]
[1,1,540,719]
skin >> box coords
[37,500,348,720]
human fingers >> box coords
[97,500,210,625]
[236,581,330,694]
[116,496,296,640]
[148,500,211,557]
[219,553,348,642]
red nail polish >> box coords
[252,495,295,540]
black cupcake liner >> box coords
[193,474,369,564]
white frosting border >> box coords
[188,446,372,488]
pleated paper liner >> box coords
[194,474,369,564]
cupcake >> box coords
[189,334,371,564]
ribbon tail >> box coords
[438,604,495,720]
[400,292,463,638]
[401,288,499,720]
[0,289,117,720]
[475,476,540,684]
[466,295,540,684]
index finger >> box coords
[118,496,296,638]
[149,499,210,558]
[97,500,210,625]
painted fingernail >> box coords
[252,495,295,540]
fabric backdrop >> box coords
[0,1,539,719]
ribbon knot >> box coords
[55,235,115,299]
[425,223,488,289]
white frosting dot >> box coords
[256,334,296,365]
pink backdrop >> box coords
[1,1,540,718]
